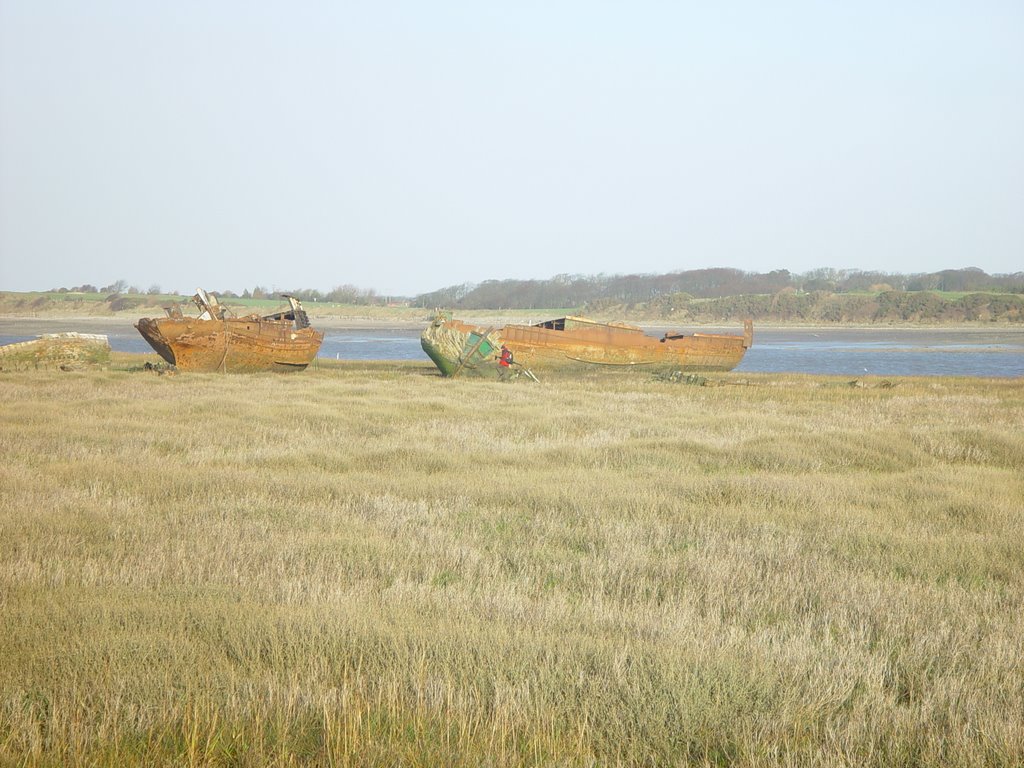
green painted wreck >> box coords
[421,313,753,379]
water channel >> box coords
[2,320,1022,378]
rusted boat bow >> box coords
[421,312,753,379]
[136,289,323,372]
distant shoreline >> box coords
[1,313,1021,338]
[0,314,427,333]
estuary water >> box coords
[731,328,1024,378]
[1,320,1022,378]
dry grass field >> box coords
[1,359,1022,766]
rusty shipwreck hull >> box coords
[421,314,753,378]
[135,289,323,373]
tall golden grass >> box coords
[1,360,1022,766]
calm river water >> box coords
[2,321,1022,378]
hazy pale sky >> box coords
[1,1,1022,296]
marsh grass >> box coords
[1,362,1022,766]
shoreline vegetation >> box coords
[1,289,1023,330]
[2,359,1023,765]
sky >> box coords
[1,1,1022,297]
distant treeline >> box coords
[637,290,1024,324]
[47,267,1024,323]
[222,285,387,304]
[52,282,388,306]
[411,267,1024,310]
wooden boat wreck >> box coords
[135,289,323,372]
[421,313,753,379]
[0,332,110,371]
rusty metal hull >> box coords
[421,315,752,378]
[135,317,323,372]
